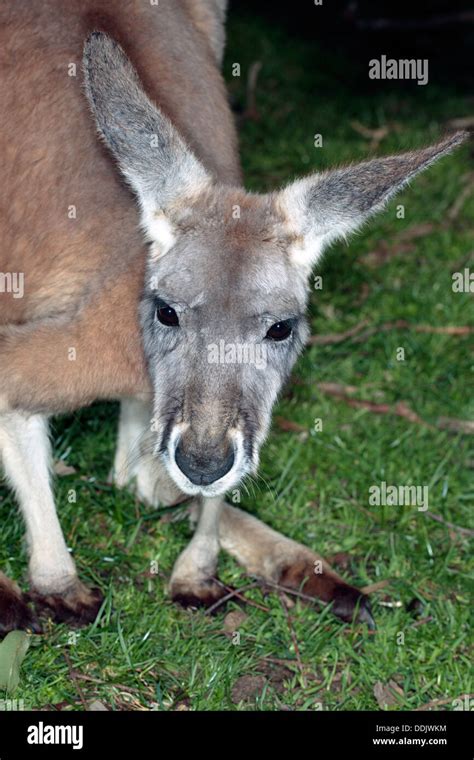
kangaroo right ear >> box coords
[83,32,210,254]
[277,131,468,273]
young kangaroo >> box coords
[0,0,466,634]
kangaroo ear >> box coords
[277,132,468,272]
[83,32,210,253]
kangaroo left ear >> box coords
[276,131,468,272]
[83,32,211,255]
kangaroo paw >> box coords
[29,579,103,627]
[170,577,229,611]
[0,572,42,635]
[279,559,375,628]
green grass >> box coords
[1,10,472,711]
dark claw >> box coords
[406,597,425,618]
[358,596,376,630]
[332,587,376,629]
[171,579,230,613]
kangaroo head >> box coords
[83,33,466,497]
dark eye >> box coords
[266,319,293,342]
[156,303,179,327]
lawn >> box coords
[0,8,472,711]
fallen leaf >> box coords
[231,675,267,704]
[318,303,337,321]
[258,660,295,693]
[374,679,405,709]
[53,460,77,476]
[223,610,248,632]
[0,631,31,693]
[88,700,108,711]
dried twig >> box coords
[414,694,473,711]
[352,11,474,31]
[315,384,433,429]
[437,417,474,435]
[316,384,474,436]
[244,61,262,121]
[410,616,434,628]
[251,577,325,609]
[309,320,471,347]
[316,382,358,395]
[275,416,308,434]
[62,652,88,710]
[308,320,369,345]
[424,510,474,537]
[351,320,472,343]
[279,593,307,688]
[205,581,270,615]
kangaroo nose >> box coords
[174,444,234,486]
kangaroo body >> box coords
[0,0,464,632]
[0,0,238,412]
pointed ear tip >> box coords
[83,31,116,59]
[420,130,470,162]
[84,30,104,50]
[441,129,470,150]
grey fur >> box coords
[285,132,466,247]
[84,33,467,497]
[83,32,209,212]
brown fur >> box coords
[0,572,41,634]
[218,504,375,626]
[28,581,103,627]
[0,0,241,413]
[171,578,229,610]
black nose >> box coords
[174,444,235,486]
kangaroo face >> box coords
[83,32,466,497]
[139,188,309,495]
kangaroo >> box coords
[0,0,466,634]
